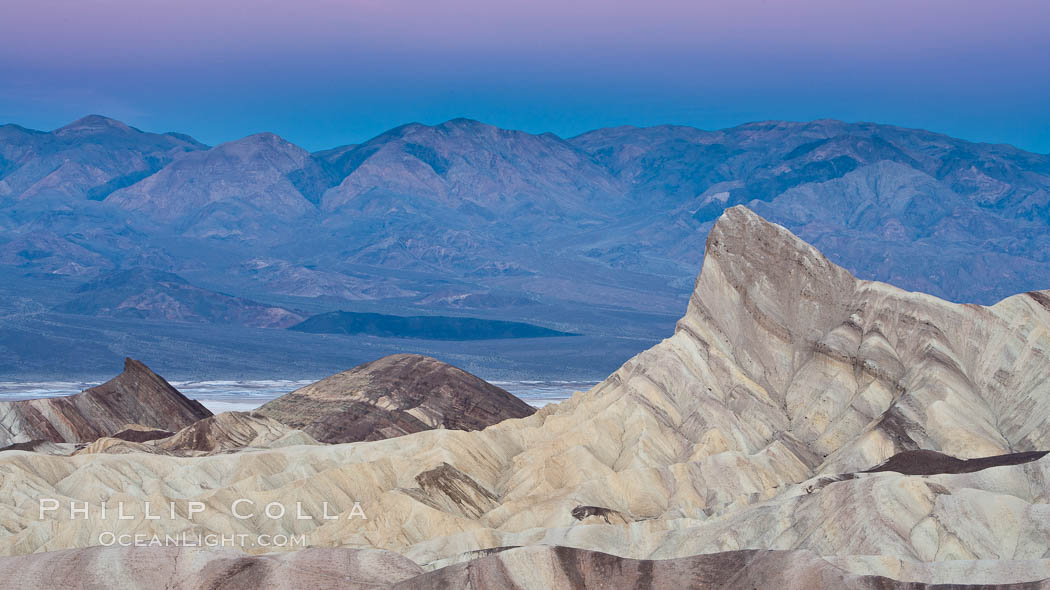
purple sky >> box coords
[2,0,1048,152]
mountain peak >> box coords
[439,117,487,128]
[258,353,535,443]
[242,131,283,142]
[0,358,211,447]
[431,118,509,136]
[217,131,302,153]
[199,132,310,165]
[703,205,852,293]
[685,205,858,355]
[707,205,808,257]
[54,114,137,137]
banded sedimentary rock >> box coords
[75,411,318,456]
[0,358,210,447]
[258,353,535,442]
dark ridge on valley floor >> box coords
[288,310,577,340]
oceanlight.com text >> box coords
[97,532,307,548]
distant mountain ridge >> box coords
[1,115,1048,372]
[0,115,205,203]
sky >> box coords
[2,0,1049,152]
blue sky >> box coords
[2,0,1048,152]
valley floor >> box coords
[0,379,593,412]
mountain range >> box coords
[1,115,1048,377]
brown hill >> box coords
[0,358,211,447]
[257,353,534,442]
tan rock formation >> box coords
[1,545,1048,589]
[0,545,423,589]
[153,411,318,454]
[74,411,319,456]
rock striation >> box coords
[0,358,211,447]
[257,353,535,442]
[2,207,1050,587]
